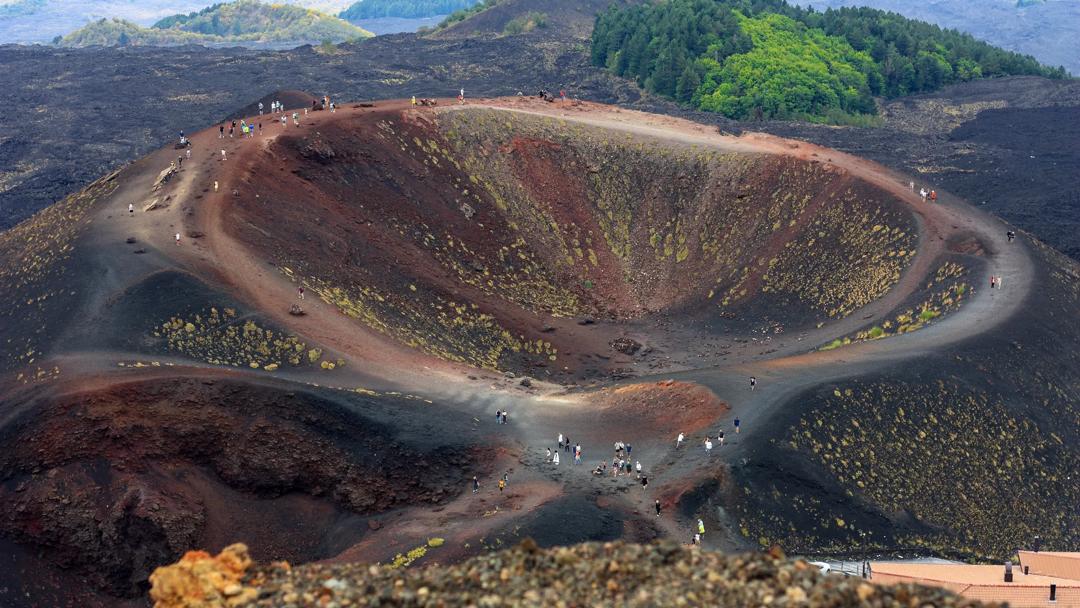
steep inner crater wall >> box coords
[225,107,917,374]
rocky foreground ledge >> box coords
[147,540,995,608]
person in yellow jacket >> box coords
[411,95,417,105]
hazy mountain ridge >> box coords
[58,1,372,47]
[797,0,1080,74]
[0,0,356,44]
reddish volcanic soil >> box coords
[0,374,483,601]
[0,96,1037,605]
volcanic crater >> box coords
[220,102,921,379]
[3,97,1066,607]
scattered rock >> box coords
[152,165,177,192]
[148,543,258,608]
[610,337,642,355]
[153,541,991,608]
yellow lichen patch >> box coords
[155,308,321,371]
[757,195,916,318]
[0,173,117,371]
[821,261,969,350]
[297,273,554,371]
[761,381,1080,559]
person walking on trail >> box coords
[498,478,506,492]
[635,461,642,478]
[564,437,571,453]
[990,275,997,289]
[128,203,134,215]
[297,286,305,300]
[718,430,725,447]
[697,519,705,536]
[553,451,560,466]
[1007,231,1016,243]
[558,433,564,450]
[676,432,684,448]
[734,418,741,434]
[909,181,914,191]
[693,533,701,546]
[177,155,183,169]
[219,125,225,139]
[996,276,1003,290]
[221,149,227,161]
[258,102,264,115]
[750,376,757,390]
[626,443,632,457]
[502,471,509,486]
[495,410,501,424]
[472,476,479,494]
[704,438,713,454]
[654,499,661,517]
[459,88,465,105]
[175,232,181,246]
[919,188,927,202]
[411,95,417,106]
[641,475,648,491]
[930,190,937,202]
[574,444,581,465]
[546,448,552,462]
[214,181,219,192]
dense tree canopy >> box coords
[338,0,479,21]
[591,0,1068,121]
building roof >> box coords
[1019,551,1080,581]
[870,563,1080,588]
[870,559,1080,608]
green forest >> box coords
[591,0,1069,122]
[433,0,499,30]
[339,0,480,20]
[152,1,369,40]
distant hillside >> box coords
[796,0,1080,75]
[339,0,479,20]
[0,0,357,45]
[592,0,1066,122]
[0,0,46,19]
[431,0,631,39]
[58,0,372,47]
